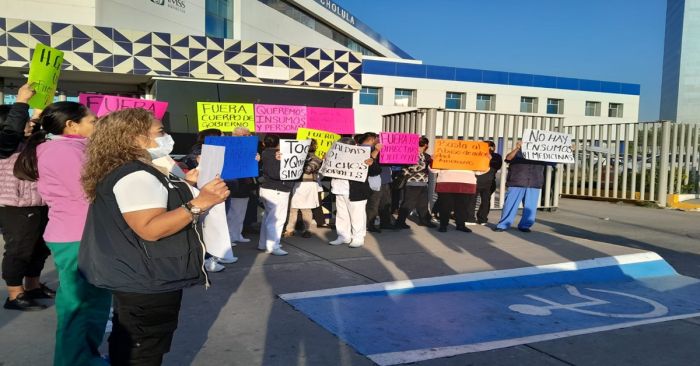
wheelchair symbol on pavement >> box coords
[509,285,669,319]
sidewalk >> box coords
[0,199,698,365]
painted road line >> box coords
[281,253,700,365]
[280,251,672,301]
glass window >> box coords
[609,103,624,118]
[206,0,234,38]
[520,97,538,113]
[476,94,495,111]
[585,101,601,116]
[445,92,465,109]
[395,89,416,107]
[547,98,564,114]
[360,87,382,105]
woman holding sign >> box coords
[395,137,436,229]
[259,135,295,256]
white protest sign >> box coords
[280,139,311,181]
[319,142,371,182]
[522,129,575,164]
[197,144,226,187]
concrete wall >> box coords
[0,0,97,25]
[354,74,640,133]
[95,0,205,36]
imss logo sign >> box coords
[150,0,186,13]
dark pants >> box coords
[397,185,430,224]
[366,184,393,227]
[0,206,50,286]
[312,192,326,226]
[437,193,470,229]
[109,290,183,366]
[467,187,494,224]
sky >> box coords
[334,0,667,121]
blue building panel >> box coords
[362,60,641,95]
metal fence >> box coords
[382,108,700,208]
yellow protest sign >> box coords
[432,139,490,171]
[296,128,340,159]
[197,102,255,132]
[27,43,64,109]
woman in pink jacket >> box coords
[14,101,111,366]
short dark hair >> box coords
[419,136,429,147]
[263,134,280,148]
[358,132,378,145]
[486,141,495,148]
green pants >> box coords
[47,242,112,366]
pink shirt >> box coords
[36,135,89,243]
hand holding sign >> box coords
[280,139,312,180]
[27,43,64,109]
[432,140,490,171]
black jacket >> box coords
[476,153,503,189]
[505,151,550,189]
[349,159,381,202]
[0,102,29,159]
[260,148,295,192]
[79,161,206,293]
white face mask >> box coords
[148,133,175,159]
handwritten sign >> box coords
[27,43,64,109]
[306,107,355,135]
[432,139,490,171]
[97,96,168,119]
[79,93,105,115]
[522,129,574,164]
[296,128,340,159]
[197,102,254,132]
[279,139,311,180]
[204,136,259,179]
[197,144,226,187]
[379,132,420,165]
[319,142,370,182]
[255,104,307,133]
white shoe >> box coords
[329,238,350,246]
[215,256,238,264]
[204,258,225,272]
[267,248,288,256]
[349,241,364,248]
[465,222,477,226]
[237,237,251,243]
[479,223,487,226]
[230,242,237,247]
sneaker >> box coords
[3,293,47,311]
[24,283,56,299]
[329,238,351,246]
[518,228,532,233]
[492,227,506,232]
[456,226,472,233]
[478,222,488,226]
[301,231,312,238]
[233,237,251,243]
[268,248,288,256]
[204,258,225,272]
[465,222,477,226]
[349,241,364,248]
[215,256,239,264]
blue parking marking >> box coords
[281,253,700,365]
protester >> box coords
[13,101,111,365]
[328,137,379,248]
[258,135,294,256]
[395,136,436,229]
[1,84,54,312]
[226,127,258,245]
[79,108,229,365]
[468,141,503,225]
[432,168,476,233]
[182,128,222,169]
[493,141,551,232]
[359,132,386,233]
[284,140,322,239]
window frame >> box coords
[585,101,601,117]
[608,103,624,118]
[360,87,382,106]
[445,92,466,110]
[476,94,495,111]
[546,98,564,115]
[394,88,417,107]
[520,96,538,113]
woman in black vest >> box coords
[79,109,229,365]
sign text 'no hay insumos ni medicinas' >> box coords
[254,104,307,133]
[521,129,575,164]
[197,102,255,132]
[296,128,341,159]
[379,132,420,165]
[319,142,371,182]
[27,43,64,109]
[432,140,491,171]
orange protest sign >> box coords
[432,139,490,171]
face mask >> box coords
[147,133,175,159]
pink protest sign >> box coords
[97,96,168,119]
[379,132,420,165]
[306,107,355,135]
[79,93,105,114]
[254,104,307,133]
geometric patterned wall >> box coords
[0,17,362,90]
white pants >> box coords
[259,188,290,252]
[202,202,235,260]
[226,197,249,242]
[335,196,367,243]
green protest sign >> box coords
[27,43,64,109]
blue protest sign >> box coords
[204,136,259,179]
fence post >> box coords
[658,121,672,207]
[425,108,438,155]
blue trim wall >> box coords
[363,60,641,96]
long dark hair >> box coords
[14,102,90,181]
